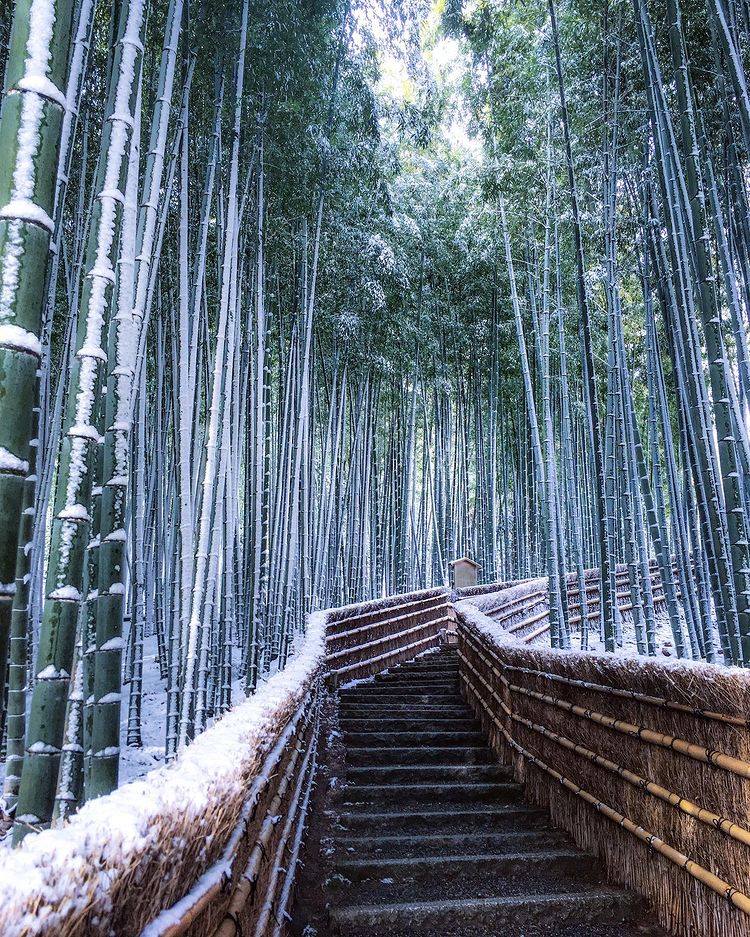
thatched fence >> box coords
[468,561,672,644]
[4,569,750,937]
[0,614,326,937]
[457,584,750,937]
[325,586,453,686]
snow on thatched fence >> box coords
[325,586,453,686]
[456,595,750,937]
[0,587,456,937]
[469,561,672,644]
[0,614,326,937]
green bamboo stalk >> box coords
[0,0,75,729]
[13,0,145,838]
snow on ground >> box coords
[551,612,726,664]
[566,615,681,658]
[116,633,259,784]
[118,635,168,782]
[118,629,310,782]
[74,627,313,784]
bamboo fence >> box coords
[325,586,453,685]
[0,617,326,937]
[457,585,750,937]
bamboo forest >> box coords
[3,0,750,932]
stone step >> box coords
[343,682,455,696]
[339,718,479,733]
[329,804,550,836]
[346,746,494,766]
[345,764,511,785]
[332,848,596,890]
[328,887,651,936]
[339,704,472,718]
[340,694,466,706]
[373,673,459,685]
[338,780,522,806]
[343,730,486,747]
[336,828,568,859]
[368,682,460,694]
[376,662,458,673]
[379,668,459,679]
[340,691,464,704]
[328,864,610,907]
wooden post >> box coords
[450,557,481,590]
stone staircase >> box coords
[295,648,665,936]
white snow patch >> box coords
[58,503,90,522]
[0,198,53,232]
[68,423,102,443]
[0,447,29,474]
[15,74,66,108]
[100,636,124,651]
[0,324,41,357]
[27,742,60,755]
[75,343,107,361]
[97,188,125,204]
[36,665,70,680]
[97,693,121,704]
[92,746,120,758]
[48,586,81,602]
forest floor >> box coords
[562,613,724,662]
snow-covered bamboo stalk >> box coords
[13,0,146,838]
[0,0,75,725]
[178,0,249,749]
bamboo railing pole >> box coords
[214,726,319,936]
